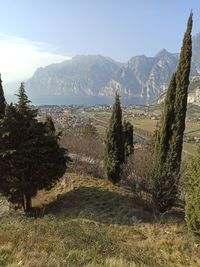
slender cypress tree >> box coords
[123,120,134,162]
[152,74,178,212]
[0,74,6,118]
[104,93,124,183]
[153,13,193,212]
[167,12,193,173]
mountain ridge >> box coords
[26,32,200,105]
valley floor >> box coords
[0,173,200,267]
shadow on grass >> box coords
[35,185,184,225]
[42,186,140,225]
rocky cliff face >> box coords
[26,33,200,105]
[26,55,122,97]
[100,50,178,104]
[157,76,200,106]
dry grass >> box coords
[185,122,200,134]
[183,142,198,156]
[0,173,200,267]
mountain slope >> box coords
[157,76,200,106]
[26,55,121,97]
[26,33,200,104]
[100,50,178,104]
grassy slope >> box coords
[1,173,200,267]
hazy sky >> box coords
[0,0,200,84]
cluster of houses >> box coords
[186,116,200,123]
[123,107,161,120]
[35,105,200,145]
[184,135,200,143]
[36,104,163,130]
[84,105,111,112]
[36,105,88,129]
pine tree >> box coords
[185,146,200,237]
[104,93,124,183]
[0,85,67,213]
[123,120,134,161]
[152,13,193,213]
[0,74,6,118]
[15,82,37,118]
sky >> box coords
[0,0,200,86]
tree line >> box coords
[103,12,200,238]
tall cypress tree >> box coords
[0,74,6,119]
[153,13,193,213]
[123,120,134,162]
[168,13,192,173]
[104,93,124,183]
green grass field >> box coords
[130,118,158,133]
[87,111,111,119]
[185,122,200,134]
[183,142,198,155]
[1,173,200,267]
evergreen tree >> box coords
[152,13,193,212]
[185,146,200,237]
[0,74,6,118]
[123,120,134,161]
[0,85,67,212]
[168,12,193,173]
[104,93,124,183]
[152,73,178,212]
[15,82,37,117]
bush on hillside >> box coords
[61,129,104,178]
[121,146,154,194]
[185,146,200,237]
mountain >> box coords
[191,32,200,76]
[26,33,200,105]
[26,55,122,99]
[157,76,200,106]
[100,50,178,104]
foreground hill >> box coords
[0,173,200,267]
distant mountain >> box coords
[26,55,122,98]
[100,49,178,104]
[26,33,200,105]
[191,32,200,75]
[157,76,200,106]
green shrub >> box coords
[185,146,200,237]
